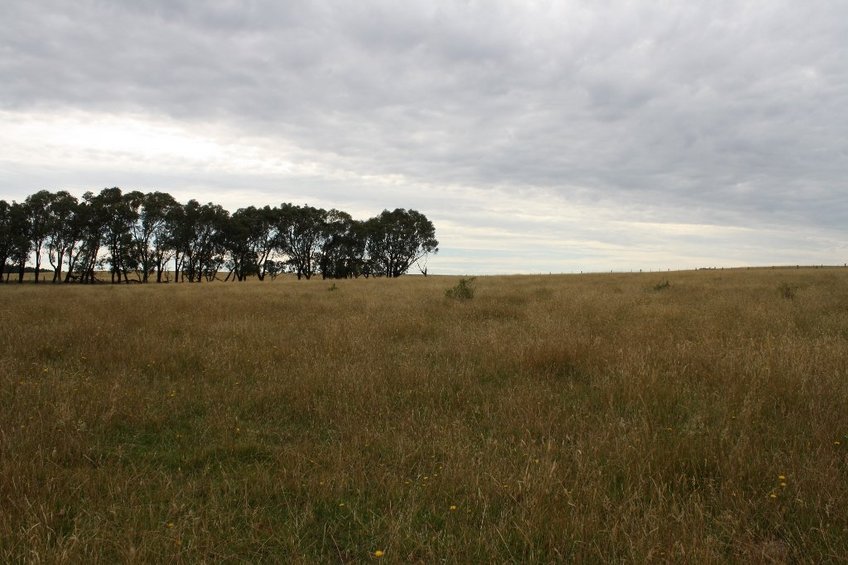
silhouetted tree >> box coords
[277,203,328,280]
[73,192,109,284]
[95,188,143,283]
[3,188,439,283]
[44,191,80,283]
[319,211,367,279]
[173,200,228,282]
[58,203,87,283]
[5,202,32,283]
[365,209,438,277]
[24,190,58,283]
[132,191,179,283]
[0,201,13,282]
[224,205,280,281]
[224,207,259,281]
[253,206,281,281]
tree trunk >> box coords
[34,252,41,283]
[52,249,64,283]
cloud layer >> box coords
[2,1,846,273]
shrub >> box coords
[653,280,671,291]
[446,277,475,300]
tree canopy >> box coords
[0,188,438,283]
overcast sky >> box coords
[1,1,846,274]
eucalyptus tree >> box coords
[4,188,441,283]
[277,203,328,280]
[223,205,280,281]
[167,203,188,283]
[197,203,229,282]
[24,190,58,283]
[224,206,260,281]
[151,193,182,283]
[365,209,438,278]
[173,200,228,282]
[318,211,367,279]
[0,201,13,282]
[59,205,87,283]
[73,192,109,284]
[253,206,281,281]
[43,191,80,283]
[5,202,32,283]
[132,191,179,283]
[94,187,143,283]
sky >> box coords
[1,0,846,274]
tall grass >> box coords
[1,268,847,562]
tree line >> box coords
[0,188,438,283]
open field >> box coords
[1,268,847,562]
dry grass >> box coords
[1,268,847,563]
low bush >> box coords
[445,277,475,300]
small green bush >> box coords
[446,277,476,300]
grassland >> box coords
[1,268,847,563]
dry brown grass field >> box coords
[1,268,847,563]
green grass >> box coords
[1,268,847,562]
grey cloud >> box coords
[2,0,847,270]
